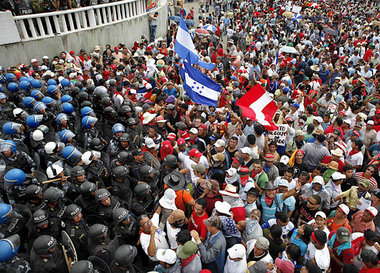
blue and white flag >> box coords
[180,61,221,107]
[175,16,215,70]
[292,13,302,24]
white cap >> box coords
[278,179,289,187]
[156,249,177,264]
[227,244,246,259]
[338,204,350,215]
[215,139,226,148]
[312,176,324,185]
[280,155,289,165]
[129,89,137,94]
[315,211,327,219]
[215,201,232,216]
[240,147,252,155]
[226,168,237,177]
[31,58,38,63]
[331,172,346,180]
[313,116,323,123]
[366,206,378,217]
[145,137,158,149]
[367,120,375,125]
[343,119,351,125]
[42,56,49,59]
[189,128,198,134]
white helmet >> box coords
[81,151,95,165]
[45,142,58,154]
[13,108,24,118]
[46,163,64,179]
[32,130,44,141]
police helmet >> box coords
[62,146,82,160]
[23,96,36,108]
[70,166,85,177]
[44,142,58,155]
[43,187,63,203]
[0,234,20,263]
[71,260,94,273]
[112,123,125,134]
[119,133,130,142]
[65,204,82,218]
[0,140,17,154]
[140,165,154,180]
[89,138,104,151]
[7,82,18,92]
[59,129,76,143]
[81,116,98,129]
[113,245,137,266]
[117,151,130,164]
[133,183,151,198]
[19,80,31,91]
[61,78,71,87]
[163,154,178,168]
[4,169,26,186]
[33,209,49,227]
[112,166,129,179]
[79,182,96,195]
[0,203,12,224]
[32,129,44,141]
[32,235,56,255]
[81,151,95,165]
[88,224,108,241]
[30,79,42,88]
[62,102,74,114]
[94,189,111,202]
[112,208,130,223]
[25,184,43,199]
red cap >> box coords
[111,64,117,70]
[239,166,250,174]
[167,133,176,140]
[352,130,361,137]
[114,46,119,51]
[339,111,345,116]
[177,138,186,146]
[69,51,75,55]
[200,124,208,130]
[146,46,152,51]
[376,109,380,115]
[189,149,202,158]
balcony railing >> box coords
[14,0,147,41]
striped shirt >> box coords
[353,172,378,190]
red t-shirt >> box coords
[329,232,354,272]
[322,156,345,172]
[188,211,208,239]
[231,207,245,223]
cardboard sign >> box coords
[292,5,302,13]
[147,0,158,11]
[268,124,287,146]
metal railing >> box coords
[14,0,147,41]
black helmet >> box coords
[32,235,56,255]
[95,189,111,202]
[119,133,130,142]
[112,166,129,179]
[133,183,151,198]
[25,184,43,199]
[113,245,137,266]
[104,106,116,116]
[88,224,108,241]
[90,137,104,151]
[71,166,85,177]
[71,86,81,96]
[79,182,96,195]
[81,101,93,108]
[75,82,84,89]
[101,98,112,108]
[140,165,154,180]
[65,204,82,218]
[43,187,63,203]
[119,105,132,114]
[86,85,95,93]
[33,209,49,226]
[71,260,94,273]
[77,91,88,102]
[112,208,130,223]
[117,151,130,164]
[163,155,178,168]
[127,118,138,126]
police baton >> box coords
[42,176,71,184]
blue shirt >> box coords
[290,229,308,256]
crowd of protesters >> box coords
[0,0,380,272]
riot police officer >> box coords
[0,234,31,272]
[107,123,125,156]
[43,187,67,219]
[125,118,141,150]
[109,150,132,170]
[65,204,90,260]
[110,166,133,206]
[25,184,45,212]
[3,168,28,205]
[112,208,138,246]
[0,203,28,239]
[0,140,37,174]
[29,209,64,249]
[30,235,69,273]
[81,151,108,187]
[71,260,97,273]
[131,183,155,216]
[74,182,98,216]
[95,189,126,223]
[87,224,111,261]
[110,244,139,273]
[66,166,88,202]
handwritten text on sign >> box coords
[268,125,287,146]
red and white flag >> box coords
[236,84,278,130]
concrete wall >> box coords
[0,2,167,67]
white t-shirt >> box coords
[178,153,209,185]
[306,242,330,271]
[166,221,180,250]
[139,213,170,261]
[346,151,364,170]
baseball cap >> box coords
[226,168,237,177]
[336,227,351,243]
[212,153,225,162]
[290,103,300,109]
[367,120,374,125]
[366,206,378,217]
[132,149,144,156]
[214,139,225,148]
[238,166,250,175]
[69,51,75,55]
[177,138,186,146]
[178,241,198,259]
[209,133,220,141]
[189,149,202,158]
[191,163,206,174]
[352,130,361,137]
[156,249,177,264]
[232,156,243,165]
[240,147,252,155]
[227,244,245,259]
[31,58,38,63]
[156,116,167,123]
[338,204,350,215]
[255,237,270,250]
[167,133,176,140]
[275,258,294,273]
[189,128,198,134]
[359,179,370,188]
[315,211,326,219]
[203,215,222,228]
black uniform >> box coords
[30,246,68,273]
[65,219,90,260]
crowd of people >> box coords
[0,0,380,272]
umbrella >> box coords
[292,13,302,23]
[324,28,338,36]
[373,20,380,26]
[279,45,299,54]
[195,28,209,35]
[168,16,180,22]
[283,11,294,18]
[185,19,195,27]
[203,24,217,32]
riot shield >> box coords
[143,152,160,175]
[61,230,78,263]
[14,204,32,231]
[106,237,120,264]
[88,256,111,273]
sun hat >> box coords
[227,244,246,259]
[212,153,225,162]
[159,188,177,210]
[203,215,222,229]
[192,163,206,174]
[215,201,232,216]
[312,176,324,185]
[163,172,186,191]
[142,112,156,124]
[156,249,177,264]
[331,149,344,158]
[219,184,239,198]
